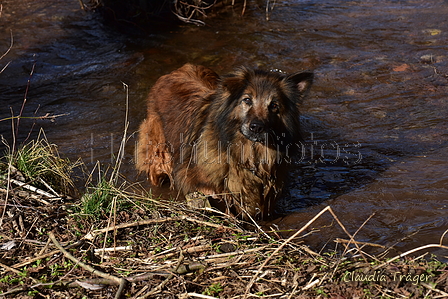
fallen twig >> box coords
[11,240,84,269]
[9,178,57,201]
[94,245,133,254]
[84,215,240,241]
[48,232,127,299]
[184,293,218,299]
[198,246,268,262]
[335,238,386,248]
[154,244,210,259]
[244,206,332,296]
[137,250,185,298]
[374,243,448,270]
[421,282,448,298]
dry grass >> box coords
[1,144,447,298]
[2,130,78,195]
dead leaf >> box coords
[393,64,409,72]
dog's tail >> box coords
[136,115,173,187]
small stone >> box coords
[186,192,211,209]
[420,54,434,64]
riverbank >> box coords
[0,135,447,298]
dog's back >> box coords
[136,64,219,186]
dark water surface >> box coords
[1,0,447,255]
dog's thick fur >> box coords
[136,64,313,219]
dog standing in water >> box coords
[136,64,313,219]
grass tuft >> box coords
[79,168,134,220]
[80,176,115,218]
[1,130,79,195]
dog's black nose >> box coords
[249,120,265,134]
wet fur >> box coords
[136,64,313,219]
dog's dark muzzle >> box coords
[242,119,268,143]
[249,119,265,134]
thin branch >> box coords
[77,0,85,10]
[137,251,185,298]
[48,232,128,299]
[11,240,84,269]
[334,238,386,248]
[84,215,239,241]
[0,113,69,122]
[0,29,13,61]
[244,206,332,296]
[440,228,448,245]
[16,56,36,139]
[244,205,363,297]
[374,243,448,270]
[8,178,56,202]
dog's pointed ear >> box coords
[284,71,314,95]
[222,75,243,93]
[221,68,247,95]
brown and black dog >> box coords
[136,64,313,219]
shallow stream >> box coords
[1,0,447,256]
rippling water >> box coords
[1,0,447,255]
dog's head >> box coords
[216,68,313,150]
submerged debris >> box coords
[80,0,238,27]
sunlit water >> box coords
[1,0,447,256]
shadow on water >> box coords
[1,0,447,256]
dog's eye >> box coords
[269,101,279,112]
[242,97,252,106]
